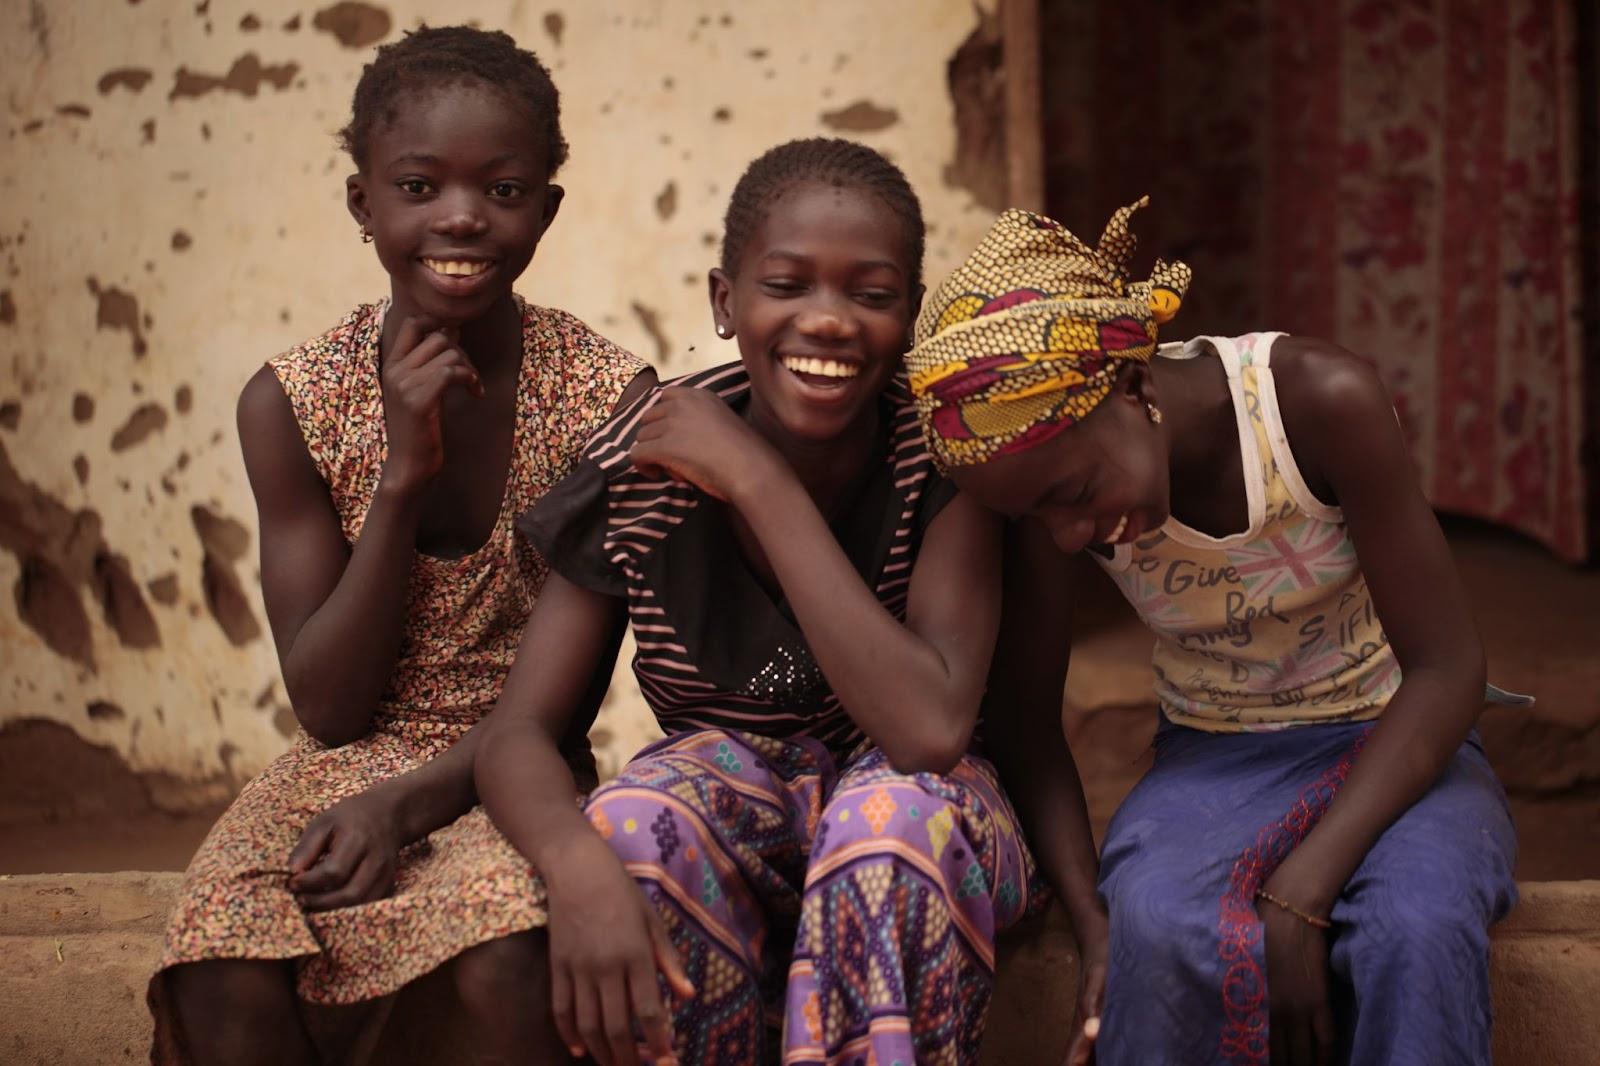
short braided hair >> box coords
[721,138,925,288]
[339,25,568,175]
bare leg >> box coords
[451,930,577,1066]
[168,959,318,1066]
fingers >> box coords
[1312,1004,1336,1066]
[629,957,676,1066]
[392,327,482,388]
[297,852,382,912]
[598,973,641,1066]
[286,818,334,875]
[409,354,484,405]
[287,830,358,894]
[551,964,585,1062]
[628,441,665,482]
[1289,1013,1314,1066]
[647,911,695,1002]
[386,315,440,367]
[573,979,606,1066]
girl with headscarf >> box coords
[907,202,1520,1066]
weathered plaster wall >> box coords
[0,0,1001,805]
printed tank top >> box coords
[268,296,645,730]
[1095,332,1401,732]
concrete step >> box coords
[1,873,1594,1064]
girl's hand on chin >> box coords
[629,386,780,504]
[379,314,484,492]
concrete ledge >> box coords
[2,874,1595,1065]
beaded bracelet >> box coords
[1256,889,1332,930]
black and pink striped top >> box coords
[520,361,955,757]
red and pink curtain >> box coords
[1039,0,1595,561]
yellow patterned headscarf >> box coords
[906,198,1191,470]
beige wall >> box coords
[0,0,1000,802]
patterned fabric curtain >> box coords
[1039,0,1595,561]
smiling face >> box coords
[346,80,561,325]
[709,181,918,444]
[949,363,1171,554]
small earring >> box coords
[359,225,373,244]
[715,324,730,338]
[1146,403,1163,425]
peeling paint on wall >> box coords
[821,100,900,132]
[0,0,1000,804]
[85,279,148,358]
[312,3,394,49]
[169,54,300,100]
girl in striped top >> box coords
[477,139,1039,1066]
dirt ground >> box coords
[2,518,1596,880]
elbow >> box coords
[300,720,368,749]
[296,708,369,749]
[879,712,973,776]
[282,680,371,748]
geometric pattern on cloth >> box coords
[906,200,1191,470]
[583,729,1042,1066]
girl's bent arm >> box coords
[983,522,1108,1059]
[474,572,628,873]
[238,366,423,747]
[241,364,657,751]
[735,474,1003,774]
[1265,338,1488,914]
[984,523,1105,936]
[475,574,692,1064]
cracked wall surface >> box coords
[1,0,1001,808]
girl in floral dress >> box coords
[149,26,652,1064]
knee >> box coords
[168,959,294,1056]
[1104,864,1209,961]
[1358,884,1491,966]
[453,931,551,1016]
[586,782,683,868]
[815,776,950,862]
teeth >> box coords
[1102,514,1128,544]
[423,258,490,277]
[780,356,860,380]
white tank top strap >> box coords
[1247,334,1344,523]
[1157,335,1269,549]
[1159,334,1244,380]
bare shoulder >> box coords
[236,363,322,500]
[237,364,296,443]
[614,366,660,411]
[1269,335,1396,432]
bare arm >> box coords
[475,574,691,1065]
[984,521,1105,934]
[983,522,1108,1063]
[1252,338,1487,1064]
[238,364,426,748]
[475,573,626,871]
[1265,338,1486,913]
[630,387,1003,773]
[735,475,1002,773]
